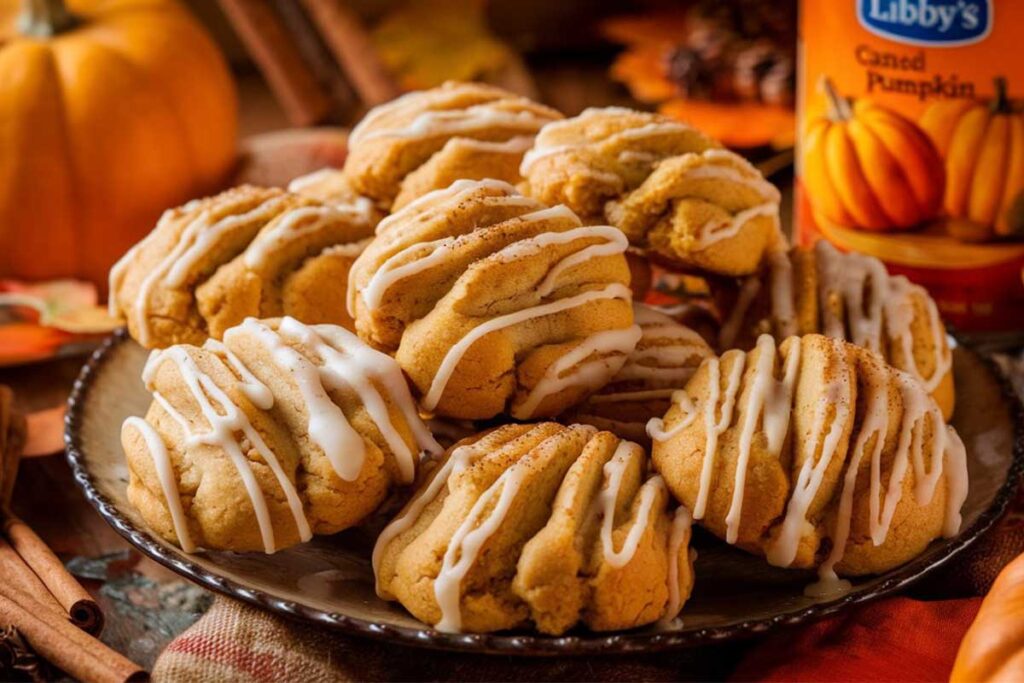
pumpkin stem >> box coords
[819,76,853,122]
[992,77,1012,114]
[17,0,78,38]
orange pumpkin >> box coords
[920,78,1024,237]
[951,551,1024,682]
[802,78,944,232]
[0,0,237,286]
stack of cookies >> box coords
[110,81,968,635]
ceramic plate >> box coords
[65,331,1023,655]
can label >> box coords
[857,0,992,46]
[797,0,1024,333]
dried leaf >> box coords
[0,280,118,357]
[601,13,690,45]
[372,0,517,90]
[610,48,678,104]
[0,324,70,366]
[660,98,795,149]
[0,279,97,321]
[45,306,120,334]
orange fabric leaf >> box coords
[0,324,70,366]
[601,14,689,45]
[610,49,677,104]
[660,99,796,149]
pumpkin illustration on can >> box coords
[920,77,1024,239]
[802,77,944,232]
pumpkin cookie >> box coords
[288,168,385,226]
[121,317,442,553]
[348,179,640,420]
[374,423,695,634]
[521,107,785,275]
[649,334,968,589]
[568,303,713,444]
[343,81,562,209]
[715,240,955,418]
[109,185,376,348]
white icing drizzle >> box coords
[645,390,700,442]
[661,506,693,624]
[612,304,710,386]
[228,317,439,484]
[371,440,489,594]
[680,155,781,204]
[446,135,536,154]
[108,242,140,317]
[434,461,528,632]
[520,111,693,175]
[287,168,341,193]
[767,340,852,568]
[816,241,951,392]
[123,416,196,553]
[589,442,663,568]
[807,370,969,593]
[650,328,966,584]
[512,326,641,419]
[162,197,292,288]
[722,242,951,395]
[761,242,952,392]
[128,194,292,346]
[358,235,459,313]
[353,102,552,145]
[421,283,633,412]
[699,202,780,247]
[202,339,274,409]
[651,352,746,520]
[243,205,366,269]
[356,208,612,318]
[108,201,200,317]
[533,226,629,297]
[352,198,577,317]
[648,336,799,541]
[725,336,801,543]
[373,178,521,237]
[348,88,437,146]
[143,346,310,554]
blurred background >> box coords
[191,0,796,149]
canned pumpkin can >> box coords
[797,0,1024,337]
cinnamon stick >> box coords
[0,536,66,621]
[298,0,400,107]
[0,386,25,508]
[2,514,103,636]
[0,586,144,683]
[217,0,332,126]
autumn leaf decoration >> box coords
[602,5,796,149]
[0,280,120,366]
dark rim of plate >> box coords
[64,328,1024,656]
